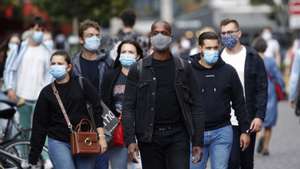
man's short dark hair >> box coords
[151,20,172,34]
[220,18,240,30]
[29,16,46,28]
[120,9,136,28]
[79,19,101,38]
[252,37,267,53]
[198,32,219,46]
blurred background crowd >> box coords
[0,1,300,168]
[0,0,298,88]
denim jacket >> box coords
[122,55,205,146]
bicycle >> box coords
[0,98,49,169]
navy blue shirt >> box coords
[80,56,100,91]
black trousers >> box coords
[138,125,190,169]
[229,126,256,169]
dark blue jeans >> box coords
[138,125,190,169]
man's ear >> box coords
[198,45,202,53]
[237,30,242,39]
[79,37,84,45]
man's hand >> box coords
[249,118,263,132]
[7,89,17,102]
[128,143,139,162]
[240,133,250,151]
[191,146,203,164]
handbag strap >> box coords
[78,76,97,131]
[51,83,74,133]
[75,119,93,132]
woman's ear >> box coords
[67,64,73,72]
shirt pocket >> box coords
[136,81,151,111]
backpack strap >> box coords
[178,56,186,69]
[78,76,97,131]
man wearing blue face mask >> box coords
[189,31,251,169]
[3,16,53,169]
[72,19,113,94]
[219,19,268,169]
[4,16,51,129]
[71,19,113,169]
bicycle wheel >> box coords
[3,140,48,169]
[0,150,22,169]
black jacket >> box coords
[191,55,250,132]
[219,46,268,120]
[122,55,205,146]
[101,67,123,117]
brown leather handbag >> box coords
[70,119,101,155]
[52,83,101,155]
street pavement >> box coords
[124,101,300,169]
[254,101,300,169]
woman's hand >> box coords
[98,136,107,153]
[97,127,107,153]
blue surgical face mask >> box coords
[49,65,67,80]
[32,31,44,44]
[221,34,238,49]
[8,43,18,51]
[84,36,101,52]
[119,53,137,68]
[203,50,219,65]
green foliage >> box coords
[32,0,131,26]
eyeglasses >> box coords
[220,30,239,36]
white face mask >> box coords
[180,38,191,49]
[262,31,272,41]
[150,33,172,51]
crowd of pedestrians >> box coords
[0,8,299,169]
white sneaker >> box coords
[44,159,53,169]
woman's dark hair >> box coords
[50,50,71,64]
[252,37,267,53]
[0,33,21,77]
[114,40,143,68]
